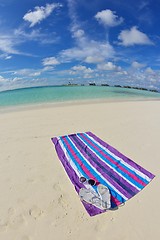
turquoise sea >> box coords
[0,86,160,108]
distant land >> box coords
[64,82,159,93]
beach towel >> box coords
[51,132,155,216]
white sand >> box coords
[0,100,159,240]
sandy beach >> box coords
[0,100,159,240]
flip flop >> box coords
[97,184,111,209]
[79,188,106,210]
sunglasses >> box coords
[79,177,96,186]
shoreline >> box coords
[1,96,160,113]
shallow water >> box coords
[0,86,160,107]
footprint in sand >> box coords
[29,206,43,219]
[0,207,27,231]
[53,182,61,191]
[8,207,16,216]
[58,194,69,210]
[8,214,26,229]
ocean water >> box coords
[0,85,160,107]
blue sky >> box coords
[0,0,160,91]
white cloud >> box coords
[13,68,42,77]
[116,70,128,75]
[71,65,94,73]
[0,53,12,60]
[72,29,85,39]
[42,66,54,71]
[0,32,38,56]
[30,72,41,77]
[12,77,24,82]
[0,75,7,83]
[60,39,114,63]
[0,36,20,54]
[23,3,62,27]
[84,74,92,79]
[118,26,153,46]
[5,55,12,60]
[97,62,121,71]
[72,65,86,71]
[95,9,123,27]
[0,26,59,57]
[14,28,56,44]
[42,57,60,66]
[85,56,104,63]
[68,65,94,79]
[145,67,155,74]
[131,61,146,68]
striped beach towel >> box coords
[51,132,155,216]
